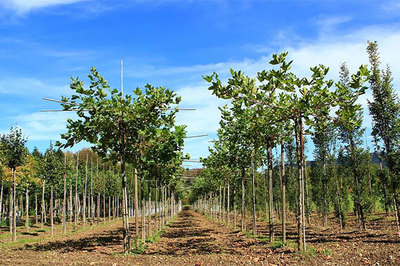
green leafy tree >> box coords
[58,68,183,252]
[335,62,371,230]
[367,41,400,230]
[0,126,28,242]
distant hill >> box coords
[182,168,202,188]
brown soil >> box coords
[0,207,399,265]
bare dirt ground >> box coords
[0,207,399,265]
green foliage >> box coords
[1,126,28,170]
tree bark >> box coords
[69,178,73,223]
[0,180,3,222]
[103,193,106,222]
[148,189,152,237]
[63,154,67,235]
[83,155,88,228]
[12,168,17,242]
[299,118,306,251]
[251,149,257,236]
[241,167,246,231]
[25,187,29,232]
[155,180,158,233]
[108,196,111,222]
[281,140,286,243]
[268,144,274,242]
[41,180,45,229]
[295,118,306,252]
[233,187,236,229]
[35,193,38,225]
[134,168,139,246]
[223,183,226,223]
[9,190,12,234]
[50,184,54,237]
[97,193,100,224]
[75,153,79,227]
[219,185,222,222]
[227,177,230,226]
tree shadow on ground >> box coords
[22,228,123,253]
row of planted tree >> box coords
[190,41,400,252]
[0,67,188,253]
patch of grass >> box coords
[131,243,148,254]
[321,248,332,256]
[303,245,317,258]
[367,215,381,221]
[270,240,287,250]
[131,221,171,254]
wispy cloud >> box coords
[1,0,87,14]
[0,77,70,97]
[381,0,400,15]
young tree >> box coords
[19,154,40,232]
[336,62,371,230]
[57,68,183,253]
[367,41,400,231]
[43,144,63,237]
[1,126,28,242]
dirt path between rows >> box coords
[0,207,298,265]
[1,206,399,265]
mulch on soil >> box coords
[0,207,399,265]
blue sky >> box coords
[0,0,399,167]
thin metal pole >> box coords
[121,59,124,95]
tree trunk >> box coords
[295,118,306,252]
[322,159,327,227]
[155,180,158,233]
[251,149,257,236]
[75,153,79,227]
[90,160,94,221]
[9,190,12,234]
[0,180,3,222]
[121,159,130,253]
[233,187,236,229]
[112,197,115,219]
[241,167,246,231]
[83,155,88,228]
[63,154,67,235]
[42,180,45,229]
[281,140,286,243]
[108,196,111,222]
[223,183,226,223]
[134,168,139,246]
[50,184,54,237]
[148,190,152,237]
[35,193,38,225]
[393,195,400,233]
[69,179,73,223]
[25,187,29,232]
[142,193,146,243]
[12,168,17,242]
[299,118,306,251]
[349,136,366,230]
[227,177,230,226]
[219,185,222,222]
[268,144,274,242]
[97,193,100,224]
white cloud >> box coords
[5,111,73,141]
[0,77,70,97]
[1,0,86,14]
[381,0,400,15]
[171,24,400,160]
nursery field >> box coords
[0,206,399,265]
